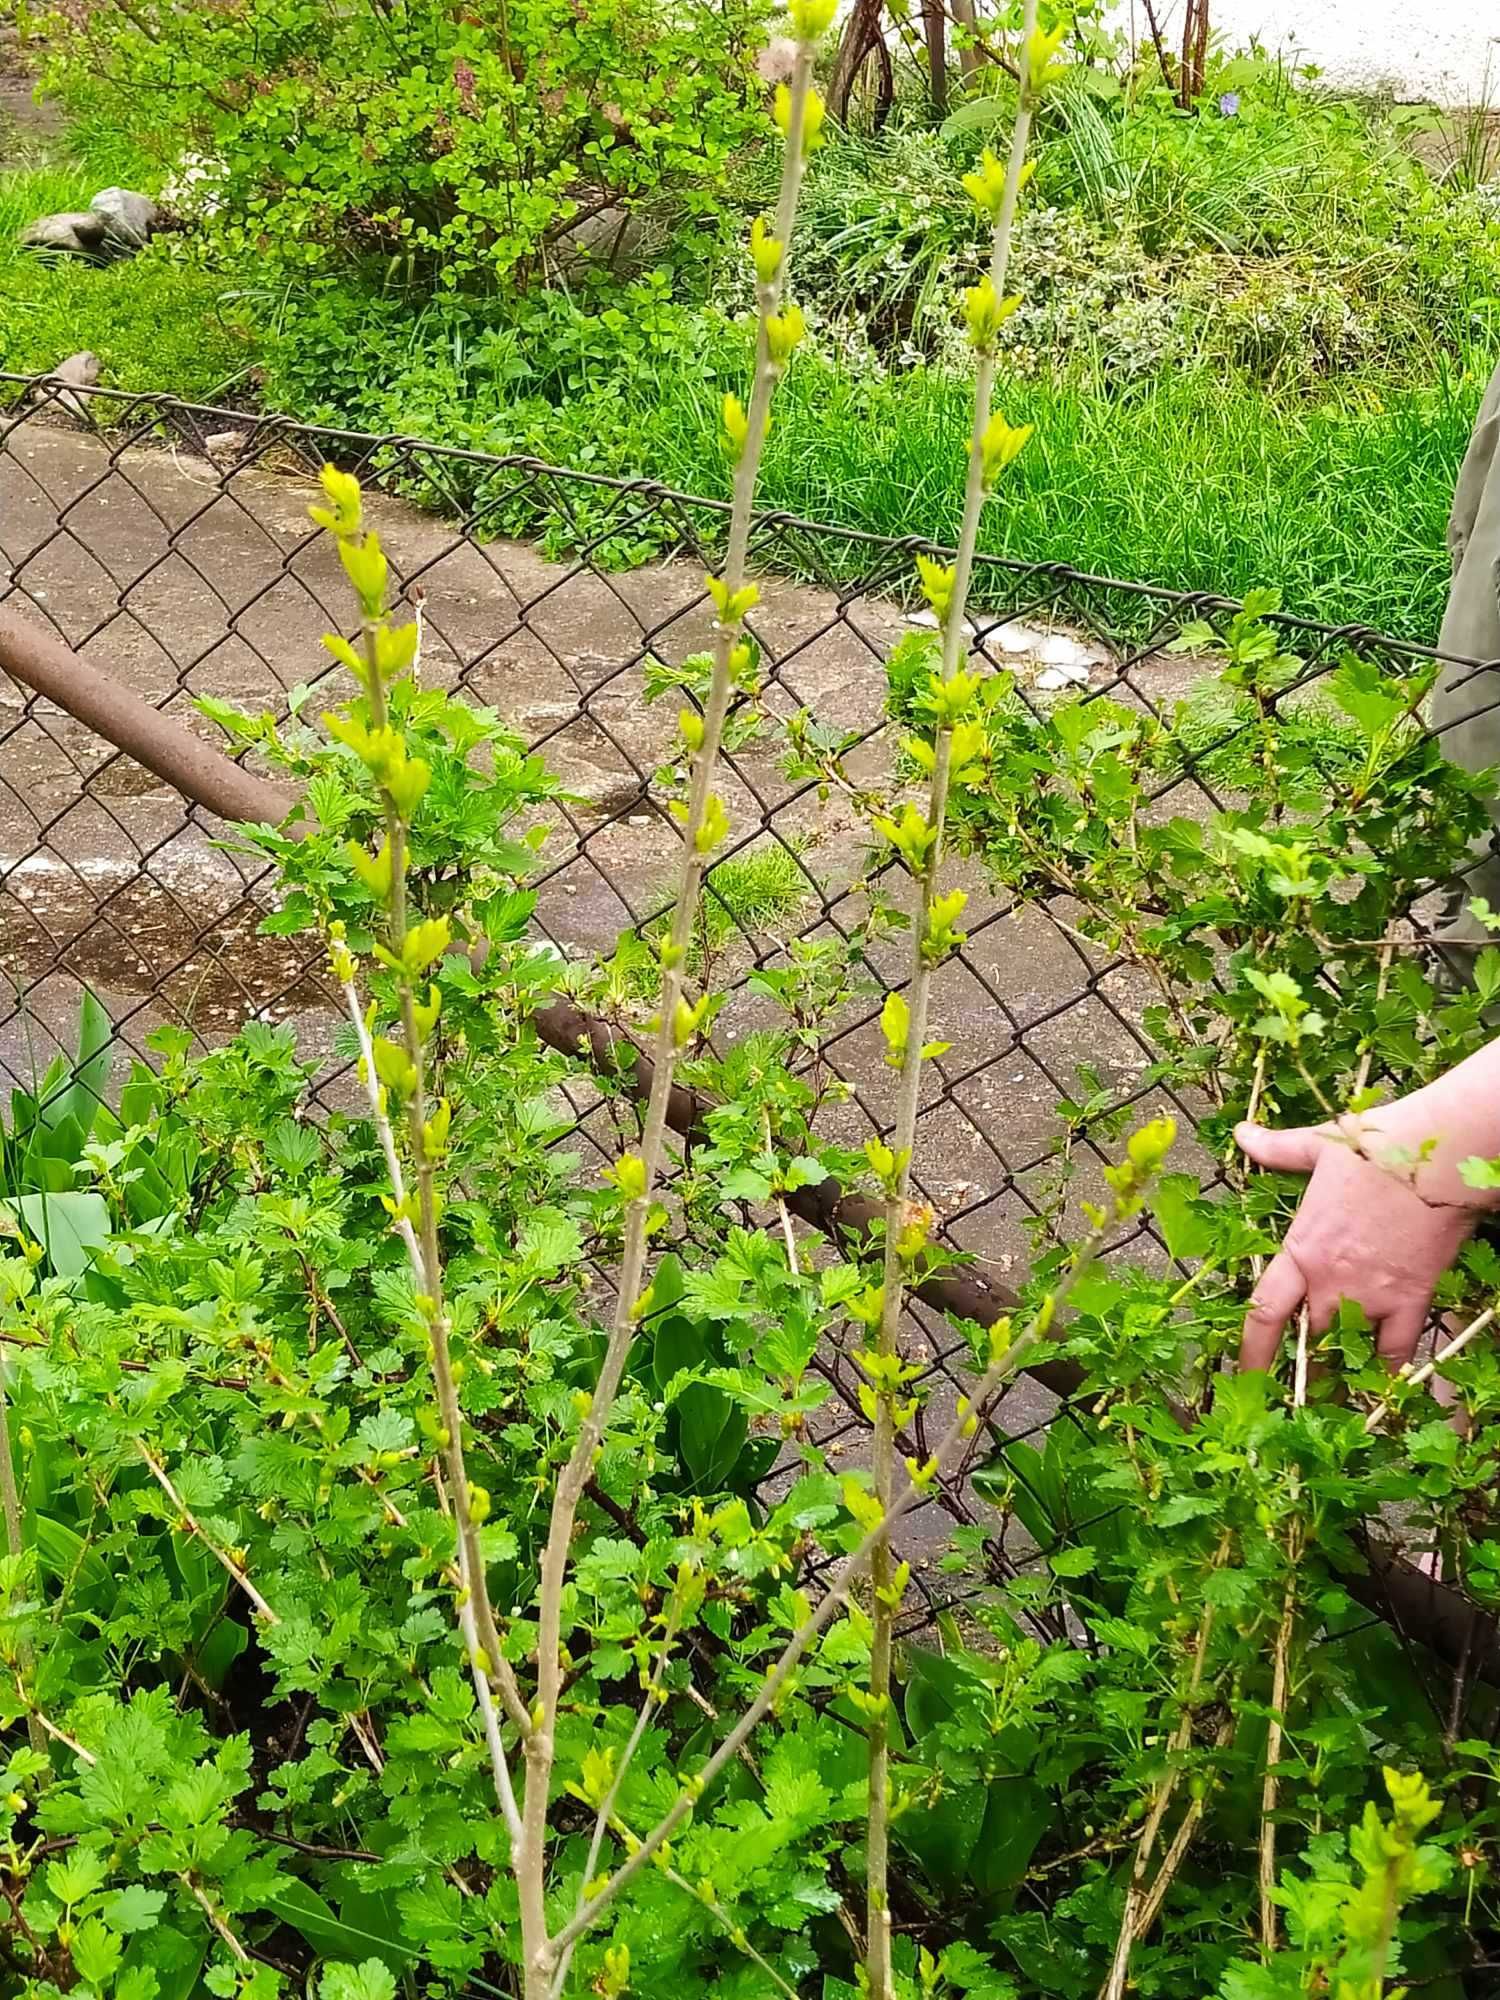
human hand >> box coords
[1235,1119,1478,1371]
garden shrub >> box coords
[4,7,1500,1997]
[27,0,767,290]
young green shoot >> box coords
[862,4,1049,1992]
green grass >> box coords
[266,285,1480,640]
[699,842,812,957]
[0,159,258,399]
[746,355,1480,637]
[616,841,812,997]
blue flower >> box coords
[1219,90,1241,116]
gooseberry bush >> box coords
[2,6,1500,1998]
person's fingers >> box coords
[1305,1287,1342,1336]
[1375,1298,1431,1371]
[1234,1122,1327,1176]
[1241,1250,1306,1372]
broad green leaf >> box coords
[70,1913,123,1984]
[33,1515,109,1600]
[267,1880,416,1970]
[193,1618,249,1692]
[653,1312,706,1399]
[53,986,114,1140]
[103,1882,166,1933]
[677,1382,743,1489]
[1150,1173,1216,1264]
[47,1845,111,1904]
[972,1778,1053,1896]
[1049,1545,1096,1578]
[939,95,1011,140]
[3,1191,112,1279]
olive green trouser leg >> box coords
[1430,359,1500,948]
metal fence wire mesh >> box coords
[2,374,1497,1655]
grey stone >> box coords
[21,210,109,258]
[550,201,647,277]
[89,187,159,253]
[33,352,101,425]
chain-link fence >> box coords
[1,373,1495,1673]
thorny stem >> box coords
[550,1196,1134,1965]
[0,1358,44,1758]
[864,8,1037,1990]
[328,597,528,1881]
[1100,1530,1232,2000]
[1260,1306,1310,1956]
[549,1598,687,1999]
[1132,1707,1239,1944]
[1260,1546,1301,1954]
[521,42,820,1994]
[183,1874,251,1965]
[337,941,525,1858]
[766,1110,801,1275]
[659,1861,804,2000]
[137,1442,281,1628]
[15,1682,93,1765]
[367,624,520,1727]
[1364,1304,1497,1434]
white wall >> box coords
[1109,0,1500,107]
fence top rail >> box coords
[2,369,1492,676]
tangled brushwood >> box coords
[2,6,1500,1999]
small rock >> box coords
[204,429,247,459]
[551,200,647,277]
[907,608,979,635]
[21,211,110,259]
[89,187,159,254]
[989,620,1042,654]
[33,352,101,425]
[1036,631,1096,670]
[1035,659,1091,692]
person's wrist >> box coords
[1355,1075,1500,1211]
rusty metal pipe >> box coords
[0,605,299,831]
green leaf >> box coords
[51,986,114,1140]
[319,1960,399,2000]
[70,1913,124,1985]
[678,1382,745,1490]
[193,1618,249,1692]
[939,94,1012,140]
[1049,1545,1096,1578]
[1155,1492,1221,1527]
[103,1883,167,1933]
[265,1118,322,1175]
[649,1252,687,1318]
[1328,656,1405,743]
[1150,1173,1215,1264]
[48,1845,111,1904]
[267,1881,417,1970]
[3,1191,112,1278]
[896,1777,987,1887]
[33,1515,109,1600]
[654,1312,707,1405]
